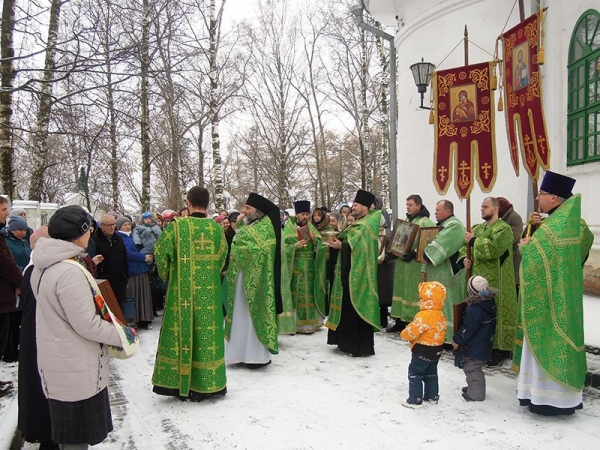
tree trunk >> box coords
[140,0,151,211]
[197,122,205,186]
[360,28,370,191]
[210,0,224,209]
[376,28,390,210]
[28,0,64,201]
[0,0,16,198]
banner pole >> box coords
[464,25,472,279]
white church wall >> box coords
[368,0,599,267]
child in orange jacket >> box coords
[400,281,447,405]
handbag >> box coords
[63,259,139,359]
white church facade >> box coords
[365,0,600,291]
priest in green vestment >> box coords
[389,194,435,332]
[325,189,381,356]
[224,193,282,368]
[462,197,517,359]
[282,200,327,334]
[421,200,466,341]
[515,171,594,416]
[152,186,228,401]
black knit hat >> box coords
[48,205,91,241]
[353,189,376,208]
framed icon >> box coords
[416,226,442,263]
[387,219,419,257]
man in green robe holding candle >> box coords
[152,186,228,401]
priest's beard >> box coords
[297,218,308,227]
[244,210,264,225]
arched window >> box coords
[567,10,600,165]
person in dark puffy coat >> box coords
[452,275,497,402]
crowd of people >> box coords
[0,169,594,448]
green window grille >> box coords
[567,9,600,165]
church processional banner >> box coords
[501,13,550,179]
[433,61,497,199]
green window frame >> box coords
[567,9,600,165]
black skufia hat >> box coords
[539,170,576,199]
[293,200,311,215]
[48,205,91,241]
[353,189,376,208]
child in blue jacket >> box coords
[452,276,496,401]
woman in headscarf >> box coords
[310,207,332,232]
[116,216,154,329]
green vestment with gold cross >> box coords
[460,218,517,351]
[152,216,227,396]
[282,217,327,333]
[224,215,279,354]
[391,214,435,322]
[513,195,594,390]
[325,209,381,331]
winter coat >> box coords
[453,293,496,361]
[401,291,447,361]
[132,222,161,255]
[2,227,32,270]
[0,231,22,314]
[118,231,149,277]
[31,237,122,402]
[92,229,128,302]
[500,205,523,283]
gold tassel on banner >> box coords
[491,71,498,91]
[498,94,504,111]
[538,45,545,65]
[429,109,434,124]
[538,7,546,65]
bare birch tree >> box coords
[0,0,16,197]
[28,0,65,201]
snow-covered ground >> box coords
[2,309,599,450]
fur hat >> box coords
[467,276,489,297]
[8,216,28,232]
[48,205,91,241]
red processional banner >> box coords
[433,61,497,199]
[501,13,550,179]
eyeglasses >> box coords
[101,223,116,227]
[537,192,552,197]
